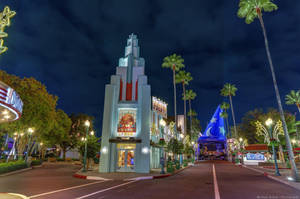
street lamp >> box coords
[180,133,184,139]
[83,120,90,172]
[25,128,34,165]
[265,118,281,176]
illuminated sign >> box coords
[152,97,167,118]
[0,81,23,122]
[117,109,136,137]
[246,153,265,161]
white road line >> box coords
[212,164,221,199]
[75,181,137,199]
[29,181,106,198]
[8,193,29,199]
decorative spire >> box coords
[119,33,145,67]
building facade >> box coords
[150,97,167,169]
[99,34,151,173]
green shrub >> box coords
[72,158,79,161]
[0,161,27,174]
[175,161,180,170]
[31,159,42,166]
[166,161,174,173]
[56,158,64,162]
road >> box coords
[0,161,299,199]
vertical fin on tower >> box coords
[119,78,123,101]
[135,80,138,101]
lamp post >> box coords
[266,118,281,176]
[25,128,34,165]
[83,120,90,172]
[238,138,246,165]
[159,119,166,174]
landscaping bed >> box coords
[0,160,27,174]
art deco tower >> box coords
[99,34,151,173]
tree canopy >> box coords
[0,70,57,141]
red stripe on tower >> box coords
[126,82,132,101]
[135,80,138,101]
[119,79,123,101]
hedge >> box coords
[31,159,42,166]
[0,160,27,174]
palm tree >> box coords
[221,102,231,138]
[162,54,185,127]
[185,89,197,135]
[238,0,299,181]
[285,90,300,113]
[176,70,193,134]
[220,83,238,138]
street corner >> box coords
[73,173,111,181]
[0,193,29,199]
[73,173,87,179]
[124,165,191,181]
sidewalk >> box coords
[74,165,192,181]
[243,164,300,191]
[0,193,28,199]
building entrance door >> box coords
[117,144,135,172]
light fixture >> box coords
[81,137,84,141]
[159,119,166,127]
[4,115,10,119]
[20,133,24,137]
[292,139,296,144]
[265,118,273,127]
[85,120,90,127]
[180,134,184,139]
[90,131,94,136]
[239,138,243,142]
[40,142,43,146]
[28,128,34,134]
[2,110,8,115]
[101,147,108,154]
[191,141,195,145]
[287,176,294,181]
[142,147,149,154]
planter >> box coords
[48,157,57,162]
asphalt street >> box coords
[1,161,299,199]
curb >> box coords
[242,165,300,191]
[124,165,191,181]
[73,174,111,181]
[0,167,32,177]
[73,165,192,182]
[262,166,290,170]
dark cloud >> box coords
[0,0,299,135]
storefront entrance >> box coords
[117,144,135,172]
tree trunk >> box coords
[189,99,192,136]
[229,95,237,138]
[172,65,177,130]
[63,148,67,160]
[183,82,187,135]
[258,11,299,181]
[226,116,230,138]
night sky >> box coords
[0,1,299,136]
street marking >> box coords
[8,193,29,199]
[28,181,106,198]
[212,164,221,199]
[75,181,137,199]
